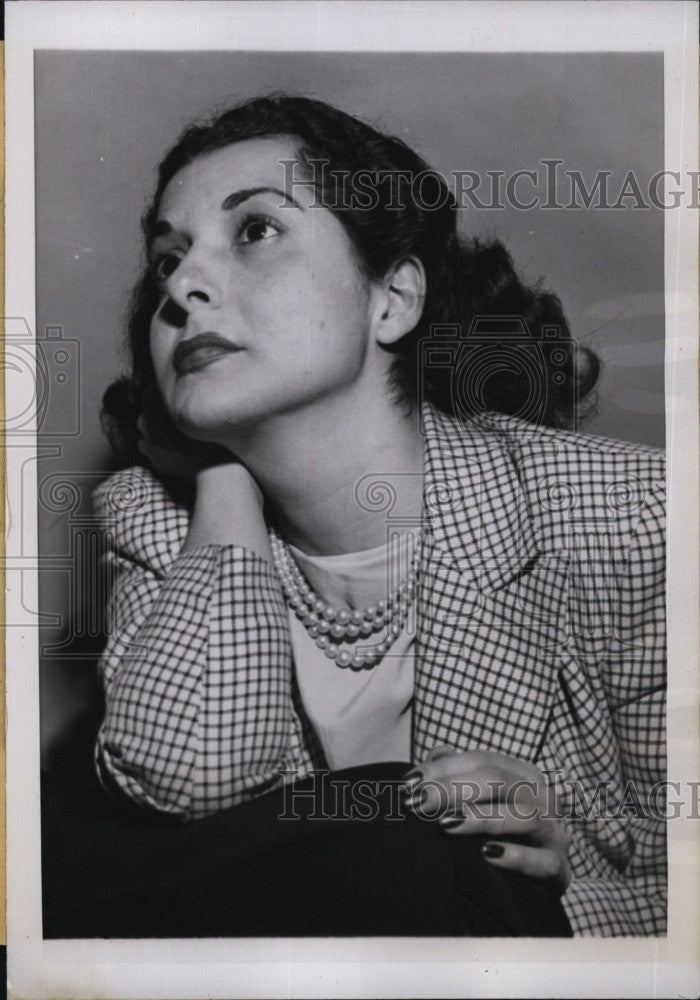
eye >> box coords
[238,214,282,245]
[153,251,183,282]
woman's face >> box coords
[148,136,381,442]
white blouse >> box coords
[287,534,416,770]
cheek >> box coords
[236,262,300,333]
[148,324,171,385]
[148,327,161,369]
[237,276,328,352]
[237,240,369,355]
[313,275,370,350]
[306,252,370,334]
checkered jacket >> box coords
[93,404,666,937]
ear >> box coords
[372,256,426,346]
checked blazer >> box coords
[93,404,667,937]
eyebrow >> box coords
[221,186,303,211]
[150,185,303,242]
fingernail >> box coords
[427,744,452,761]
[403,768,423,782]
[439,814,463,829]
[404,789,426,811]
[401,770,423,796]
[482,842,504,859]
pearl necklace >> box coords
[269,527,422,670]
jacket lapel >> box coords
[414,406,567,763]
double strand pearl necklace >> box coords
[269,526,422,671]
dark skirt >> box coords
[42,762,572,938]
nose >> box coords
[162,251,223,314]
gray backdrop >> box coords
[34,50,665,764]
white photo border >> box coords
[5,2,699,997]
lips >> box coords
[172,333,242,376]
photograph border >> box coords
[5,2,700,997]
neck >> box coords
[225,391,425,555]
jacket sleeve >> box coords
[92,467,294,820]
[561,476,667,936]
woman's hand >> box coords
[184,459,272,562]
[136,386,272,561]
[403,747,571,893]
[137,384,231,481]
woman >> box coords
[94,95,666,937]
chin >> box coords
[169,393,261,442]
[173,412,229,442]
[167,394,227,439]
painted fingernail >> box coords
[404,788,426,811]
[403,768,423,782]
[439,814,463,829]
[482,842,504,859]
[401,770,423,796]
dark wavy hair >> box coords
[102,94,599,464]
